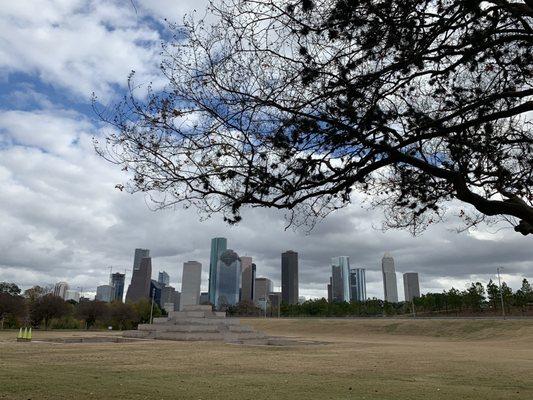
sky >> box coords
[0,0,531,301]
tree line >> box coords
[0,283,162,330]
[241,279,533,318]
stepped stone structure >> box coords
[123,305,266,342]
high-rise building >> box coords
[382,253,398,303]
[110,272,125,302]
[268,292,282,317]
[150,279,163,308]
[161,285,179,311]
[281,250,299,305]
[53,281,69,299]
[331,256,351,302]
[180,261,202,310]
[125,257,152,302]
[240,257,256,302]
[327,277,332,303]
[403,272,420,302]
[350,268,367,302]
[208,237,227,304]
[215,250,241,308]
[95,285,114,302]
[133,248,150,271]
[199,292,209,305]
[255,277,273,310]
[158,271,170,287]
[65,290,80,302]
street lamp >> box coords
[496,267,505,319]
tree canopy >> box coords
[97,0,533,235]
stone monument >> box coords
[123,305,266,342]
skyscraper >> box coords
[180,261,202,310]
[125,257,152,302]
[350,268,367,302]
[65,290,80,302]
[161,285,178,311]
[382,253,398,303]
[95,285,114,302]
[215,250,241,308]
[403,272,421,302]
[110,272,125,302]
[331,256,351,302]
[208,237,227,304]
[53,282,69,299]
[133,248,150,271]
[255,277,273,310]
[327,277,332,303]
[240,257,256,302]
[158,271,170,286]
[281,250,299,305]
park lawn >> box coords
[0,318,532,400]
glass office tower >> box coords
[215,249,241,308]
[208,237,228,304]
[331,256,351,302]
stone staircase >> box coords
[123,305,267,342]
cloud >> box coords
[0,0,164,100]
[0,1,531,302]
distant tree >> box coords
[514,278,533,314]
[98,0,533,236]
[107,302,137,330]
[132,299,162,324]
[76,300,108,329]
[486,279,500,310]
[24,285,51,303]
[464,282,485,312]
[445,288,463,315]
[228,300,262,316]
[0,292,26,329]
[0,282,21,296]
[500,282,514,312]
[30,294,69,329]
[520,278,533,299]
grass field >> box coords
[1,318,532,400]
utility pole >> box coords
[497,267,505,319]
[149,288,156,324]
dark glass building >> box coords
[281,250,299,305]
[240,257,256,302]
[110,272,125,302]
[125,257,152,302]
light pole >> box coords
[149,288,156,324]
[497,267,505,319]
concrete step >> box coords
[154,331,224,341]
[143,324,221,333]
[182,304,213,312]
[168,317,240,326]
[153,317,170,324]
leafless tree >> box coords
[96,0,533,236]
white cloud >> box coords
[0,0,165,100]
[0,1,531,301]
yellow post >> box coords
[22,327,28,341]
[27,328,32,341]
[17,327,22,341]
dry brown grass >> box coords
[0,318,532,400]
